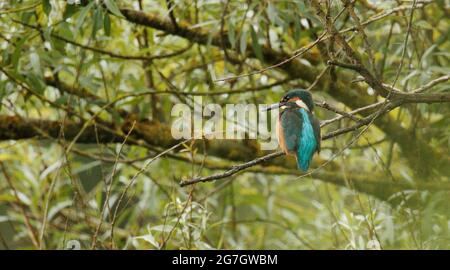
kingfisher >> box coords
[267,89,321,171]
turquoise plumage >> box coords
[297,108,317,171]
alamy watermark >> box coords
[171,97,279,151]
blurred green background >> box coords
[0,0,449,249]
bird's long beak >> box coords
[265,102,285,111]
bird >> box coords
[267,89,321,171]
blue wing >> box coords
[297,109,318,171]
[280,109,303,153]
[309,113,321,153]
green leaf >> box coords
[43,0,51,15]
[42,27,52,42]
[136,233,160,248]
[0,80,6,110]
[63,3,78,20]
[56,22,74,40]
[267,2,277,24]
[51,36,67,53]
[47,201,72,221]
[91,8,103,38]
[415,20,433,30]
[29,51,42,77]
[21,11,34,24]
[5,69,25,83]
[294,18,302,41]
[227,20,236,49]
[421,44,436,64]
[250,26,263,61]
[75,1,94,31]
[55,95,69,105]
[239,29,247,54]
[103,13,111,36]
[26,73,46,94]
[104,0,124,18]
[12,35,29,70]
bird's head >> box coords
[267,89,314,112]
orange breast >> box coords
[276,118,289,155]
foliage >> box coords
[0,0,449,250]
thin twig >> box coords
[412,74,450,93]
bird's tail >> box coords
[295,154,310,172]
